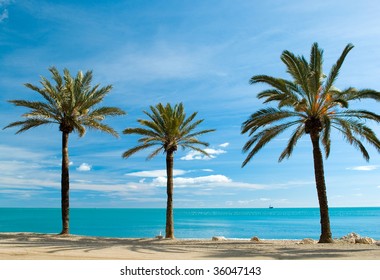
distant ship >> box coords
[269,205,274,209]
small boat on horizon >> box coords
[269,205,274,209]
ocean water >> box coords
[0,207,379,240]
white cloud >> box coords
[71,181,140,192]
[347,165,379,171]
[233,198,286,207]
[202,169,214,172]
[76,163,92,172]
[224,181,266,189]
[0,0,11,22]
[0,176,60,189]
[180,148,226,161]
[205,148,227,156]
[237,200,253,205]
[0,189,37,199]
[149,174,266,190]
[73,179,92,184]
[125,169,187,177]
[219,142,230,148]
[125,168,268,191]
[0,144,47,161]
[0,145,61,191]
[180,151,207,161]
[0,9,8,22]
[0,0,12,5]
[152,174,232,187]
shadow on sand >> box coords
[0,233,379,260]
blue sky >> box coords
[0,0,379,208]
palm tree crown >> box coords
[5,67,125,136]
[122,103,215,159]
[241,43,380,243]
[242,43,380,166]
[123,102,215,238]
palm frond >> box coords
[330,98,349,109]
[3,119,55,134]
[89,107,126,118]
[241,108,302,135]
[334,127,370,161]
[80,120,119,137]
[185,128,216,139]
[335,110,380,122]
[178,137,210,147]
[24,82,60,110]
[309,42,323,95]
[281,50,310,99]
[349,123,380,153]
[278,124,305,161]
[342,88,380,102]
[332,118,380,159]
[8,100,48,111]
[72,122,87,137]
[123,127,160,138]
[350,137,370,161]
[7,100,60,122]
[137,119,164,136]
[321,115,331,158]
[180,111,197,131]
[242,120,300,167]
[251,75,289,91]
[122,143,157,159]
[147,146,165,160]
[332,118,354,143]
[48,67,63,88]
[138,138,163,145]
[179,119,203,136]
[180,144,212,157]
[323,43,354,96]
[143,107,165,135]
[80,85,113,110]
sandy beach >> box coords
[0,233,379,260]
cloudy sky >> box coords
[1,0,379,208]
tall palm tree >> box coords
[241,43,380,243]
[122,103,215,239]
[4,67,126,235]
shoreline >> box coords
[1,232,379,260]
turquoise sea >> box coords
[0,207,379,239]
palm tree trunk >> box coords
[60,131,70,235]
[310,132,333,243]
[165,151,175,239]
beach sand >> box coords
[0,233,379,260]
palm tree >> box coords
[122,103,215,239]
[4,67,126,235]
[241,43,380,243]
